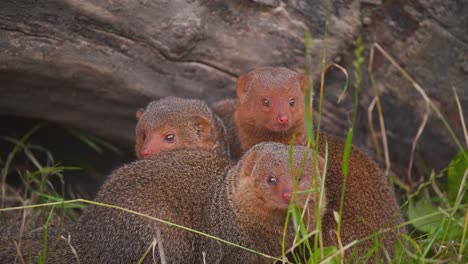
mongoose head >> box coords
[135,97,226,158]
[234,142,325,211]
[236,67,306,134]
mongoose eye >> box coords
[142,132,146,141]
[267,176,277,185]
[289,98,295,107]
[262,98,270,107]
[164,133,175,142]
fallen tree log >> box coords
[0,0,466,181]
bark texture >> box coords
[0,0,465,181]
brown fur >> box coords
[212,67,307,161]
[135,96,229,159]
[0,150,231,263]
[0,144,325,263]
[207,143,326,263]
[0,227,79,263]
[212,98,242,160]
[214,67,403,260]
[317,132,403,261]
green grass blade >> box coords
[304,30,315,148]
[1,124,42,207]
[337,34,364,246]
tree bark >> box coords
[0,0,466,181]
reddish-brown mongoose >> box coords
[214,67,402,259]
[206,142,326,263]
[0,143,325,263]
[212,67,307,160]
[135,96,229,159]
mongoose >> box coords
[0,143,325,263]
[212,67,306,160]
[206,142,326,263]
[135,96,229,159]
[214,67,402,259]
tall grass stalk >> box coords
[303,29,322,262]
[368,47,391,175]
[370,43,468,174]
[282,136,314,263]
[137,239,158,264]
[441,168,468,245]
[460,209,468,261]
[336,34,364,257]
[283,134,324,263]
[452,86,468,147]
[294,144,315,257]
[302,0,351,257]
[38,205,56,264]
[318,240,358,264]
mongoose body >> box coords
[212,67,306,160]
[0,144,325,263]
[317,132,402,260]
[0,150,231,264]
[136,96,229,159]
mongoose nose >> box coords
[140,149,151,158]
[282,192,291,202]
[277,114,289,125]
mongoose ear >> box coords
[194,115,212,139]
[299,73,308,94]
[236,74,248,98]
[136,108,145,121]
[239,149,258,178]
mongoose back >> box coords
[135,96,229,159]
[213,67,307,160]
[0,150,231,263]
[0,144,325,263]
[317,132,403,261]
